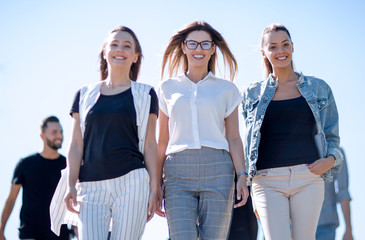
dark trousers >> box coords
[228,182,258,240]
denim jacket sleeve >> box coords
[319,80,343,171]
[241,81,264,180]
[241,87,250,172]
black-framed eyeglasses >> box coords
[184,40,214,50]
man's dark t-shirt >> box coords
[12,153,70,240]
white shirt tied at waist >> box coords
[158,72,242,155]
[49,80,153,236]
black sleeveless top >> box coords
[256,96,319,170]
[71,88,158,182]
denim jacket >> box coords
[242,73,343,185]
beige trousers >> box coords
[251,164,324,240]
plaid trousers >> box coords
[164,147,235,240]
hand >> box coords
[154,186,165,218]
[64,186,79,214]
[71,225,78,238]
[147,186,164,222]
[307,156,335,175]
[343,229,353,240]
[234,175,249,208]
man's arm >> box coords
[336,149,353,240]
[340,199,353,240]
[0,184,21,240]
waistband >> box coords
[169,147,228,157]
[256,163,309,174]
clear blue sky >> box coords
[1,1,364,239]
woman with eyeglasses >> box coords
[156,21,249,240]
[242,23,342,240]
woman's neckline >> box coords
[100,87,131,96]
[271,95,303,102]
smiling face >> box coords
[103,31,139,70]
[261,30,294,71]
[182,30,215,70]
[41,122,63,150]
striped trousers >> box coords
[77,168,150,240]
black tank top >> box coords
[256,96,319,170]
[71,88,158,182]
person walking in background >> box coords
[241,23,343,240]
[228,183,258,240]
[0,116,71,240]
[157,21,249,240]
[316,146,353,240]
[54,26,162,240]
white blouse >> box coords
[158,72,242,155]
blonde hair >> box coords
[161,21,237,81]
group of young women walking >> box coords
[51,21,342,240]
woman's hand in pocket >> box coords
[307,156,336,175]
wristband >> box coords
[237,170,248,178]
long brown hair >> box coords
[261,23,293,78]
[99,26,143,81]
[161,21,237,81]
